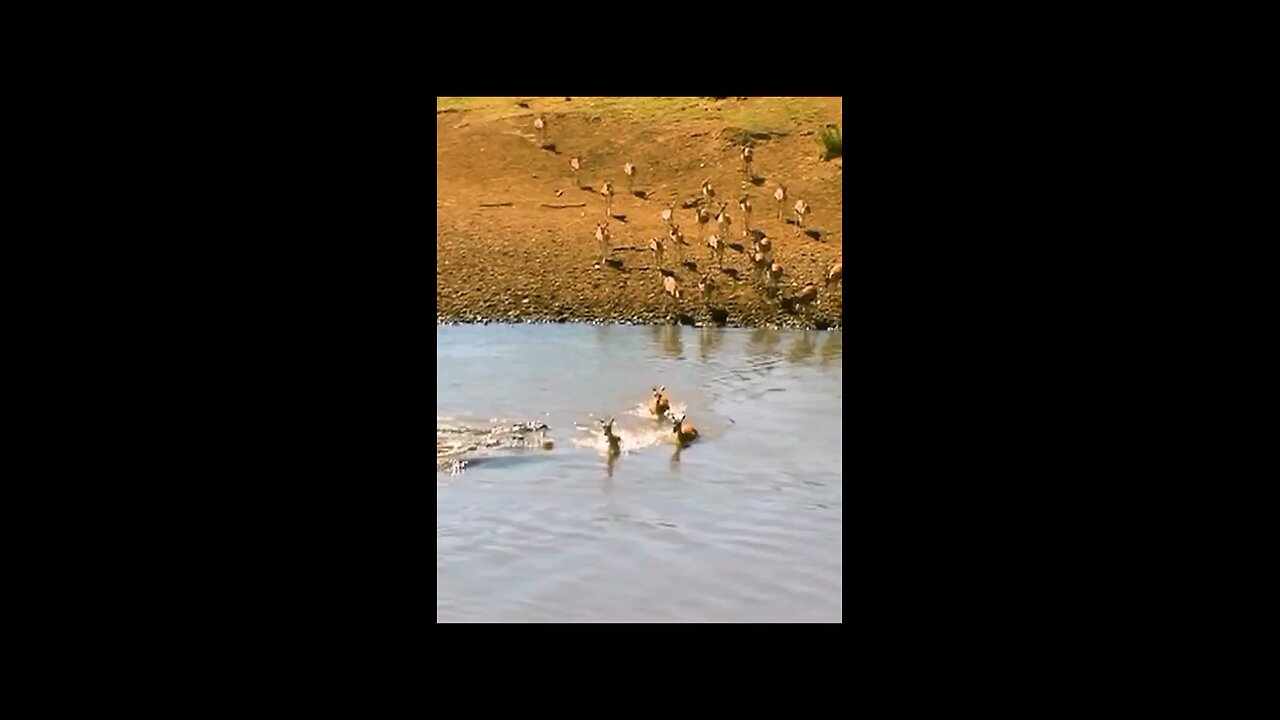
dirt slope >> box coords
[436,96,842,328]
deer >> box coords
[774,185,787,221]
[826,261,842,289]
[648,386,670,417]
[706,233,724,268]
[669,225,686,263]
[648,236,666,268]
[660,204,674,227]
[754,235,773,261]
[594,222,611,264]
[794,199,811,231]
[701,179,716,207]
[737,195,753,234]
[569,156,581,187]
[715,202,732,240]
[671,414,699,446]
[534,115,547,146]
[698,273,715,304]
[601,180,614,218]
[662,272,681,309]
[795,283,819,309]
[766,261,783,292]
[693,206,711,244]
[600,417,622,456]
[741,145,754,179]
[624,162,636,193]
[753,251,770,285]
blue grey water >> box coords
[437,323,842,622]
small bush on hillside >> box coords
[816,124,842,161]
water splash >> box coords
[437,417,555,474]
[572,415,676,454]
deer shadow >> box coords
[803,228,822,241]
[708,307,729,326]
[604,258,626,270]
[541,143,559,154]
[749,176,766,186]
[681,260,698,272]
[632,189,651,199]
[727,242,746,254]
[609,214,628,223]
[675,312,696,326]
[719,267,741,281]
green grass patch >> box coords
[816,124,842,160]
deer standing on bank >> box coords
[649,236,665,268]
[624,162,636,193]
[794,199,810,232]
[707,234,724,268]
[715,202,732,240]
[534,115,547,146]
[601,181,614,218]
[774,185,787,221]
[594,222,611,265]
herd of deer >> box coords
[598,385,698,457]
[531,113,842,323]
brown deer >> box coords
[825,261,842,289]
[793,199,811,231]
[624,162,636,193]
[569,156,581,187]
[706,234,724,268]
[715,202,732,240]
[534,115,547,146]
[737,195,752,234]
[648,386,670,417]
[774,185,787,221]
[648,236,666,268]
[741,145,754,179]
[594,222,611,264]
[601,180,614,218]
[671,414,699,446]
[698,273,715,304]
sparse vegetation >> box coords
[816,124,842,161]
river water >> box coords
[436,323,842,622]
